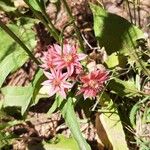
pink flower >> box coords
[77,69,109,99]
[42,69,72,98]
[40,46,56,70]
[52,43,86,76]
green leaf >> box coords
[108,78,141,97]
[61,97,91,150]
[105,52,119,68]
[105,52,127,68]
[96,93,129,150]
[46,135,79,150]
[130,97,150,128]
[0,0,16,12]
[0,20,36,88]
[90,3,144,55]
[90,3,150,75]
[43,135,79,150]
[1,85,33,115]
[0,131,13,149]
[47,94,63,115]
[0,50,28,88]
[24,0,45,12]
[1,70,46,116]
[0,120,24,130]
[32,69,46,105]
[27,134,79,150]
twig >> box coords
[126,0,133,24]
[61,0,84,52]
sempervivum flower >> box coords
[40,46,56,70]
[77,69,109,99]
[42,69,72,98]
[52,43,86,76]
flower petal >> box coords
[59,88,66,99]
[78,53,87,60]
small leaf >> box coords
[108,78,141,97]
[105,52,127,68]
[47,94,63,115]
[0,0,16,12]
[27,134,79,150]
[43,134,79,150]
[24,0,46,12]
[1,85,33,115]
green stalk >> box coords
[24,0,59,42]
[35,0,59,37]
[61,97,91,150]
[61,0,84,52]
[0,19,40,65]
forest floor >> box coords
[1,0,150,150]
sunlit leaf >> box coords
[0,0,16,12]
[0,19,37,88]
[24,0,46,12]
[96,93,129,150]
[90,3,150,75]
[0,50,28,88]
[90,3,144,55]
[1,85,33,115]
[28,134,79,150]
[108,78,141,97]
[105,52,127,68]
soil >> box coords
[0,0,149,149]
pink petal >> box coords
[53,44,62,55]
[44,71,53,79]
[59,88,66,99]
[61,73,68,81]
[78,53,87,60]
[50,69,56,77]
[80,75,90,83]
[64,44,72,53]
[48,86,58,97]
[41,80,51,86]
[83,93,88,99]
[63,81,72,89]
[67,64,74,76]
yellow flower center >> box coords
[53,79,60,86]
[89,80,98,88]
[63,54,73,62]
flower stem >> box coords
[24,0,59,42]
[35,0,60,39]
[61,0,84,52]
[61,97,91,150]
[0,19,40,65]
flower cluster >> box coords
[41,43,108,99]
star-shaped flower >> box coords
[42,69,72,98]
[78,69,109,99]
